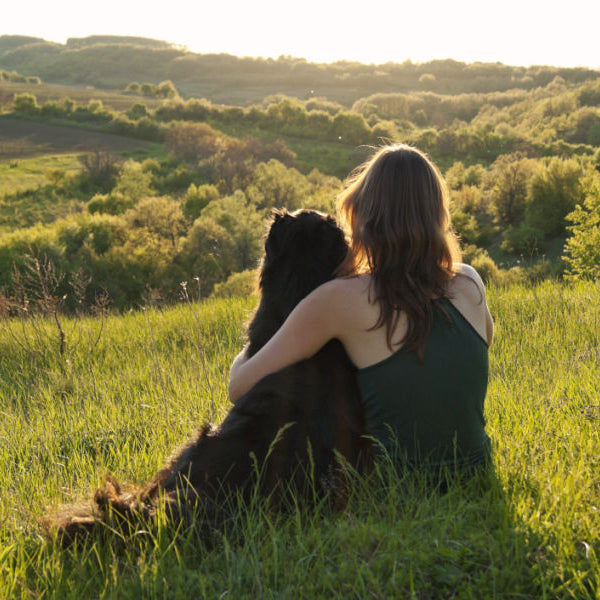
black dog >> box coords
[47,209,367,545]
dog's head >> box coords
[248,209,348,352]
[261,209,348,303]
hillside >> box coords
[1,45,600,311]
[1,34,598,105]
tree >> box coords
[165,122,223,162]
[157,80,179,99]
[126,102,148,120]
[79,150,119,190]
[525,157,584,238]
[487,153,532,225]
[563,170,600,280]
[180,217,238,295]
[202,190,264,270]
[183,184,220,221]
[112,160,155,204]
[245,160,310,211]
[125,197,186,249]
[13,93,39,114]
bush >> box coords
[13,93,39,115]
[180,217,238,295]
[211,269,258,298]
[183,184,220,221]
[525,158,584,238]
[126,102,148,120]
[462,245,501,284]
[501,224,544,256]
[563,169,600,280]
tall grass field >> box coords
[0,281,598,599]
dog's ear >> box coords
[264,209,293,264]
[271,208,289,223]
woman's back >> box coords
[356,296,490,467]
[330,263,492,370]
[317,264,493,468]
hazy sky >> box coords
[4,0,600,68]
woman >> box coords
[229,144,493,470]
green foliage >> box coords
[202,190,264,270]
[246,159,309,211]
[3,34,598,105]
[78,149,119,190]
[3,59,600,297]
[487,152,533,225]
[501,223,545,256]
[0,68,40,83]
[563,169,600,280]
[525,157,584,238]
[462,244,501,283]
[448,176,494,247]
[13,92,39,114]
[125,196,187,248]
[180,216,238,294]
[183,183,220,221]
[87,160,154,215]
[125,79,180,99]
[166,122,223,162]
[112,160,154,203]
[211,268,258,298]
[126,102,148,120]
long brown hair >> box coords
[337,144,461,360]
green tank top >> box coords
[356,298,491,469]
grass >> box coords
[0,281,599,598]
[0,154,82,196]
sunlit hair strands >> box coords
[336,144,462,360]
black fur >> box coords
[46,209,367,545]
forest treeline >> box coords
[1,41,600,314]
[1,34,599,104]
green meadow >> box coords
[0,155,82,196]
[0,281,598,599]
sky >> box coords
[3,0,600,69]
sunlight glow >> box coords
[3,0,600,68]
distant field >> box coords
[0,153,81,196]
[0,80,164,112]
[0,117,159,159]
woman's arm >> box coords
[228,279,345,403]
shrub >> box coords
[211,269,258,298]
[501,224,544,256]
[180,217,238,295]
[525,158,584,238]
[563,169,600,280]
[183,184,220,221]
[462,244,501,284]
[126,103,148,120]
[13,93,39,115]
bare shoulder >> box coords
[448,263,494,345]
[319,274,371,303]
[449,263,488,304]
